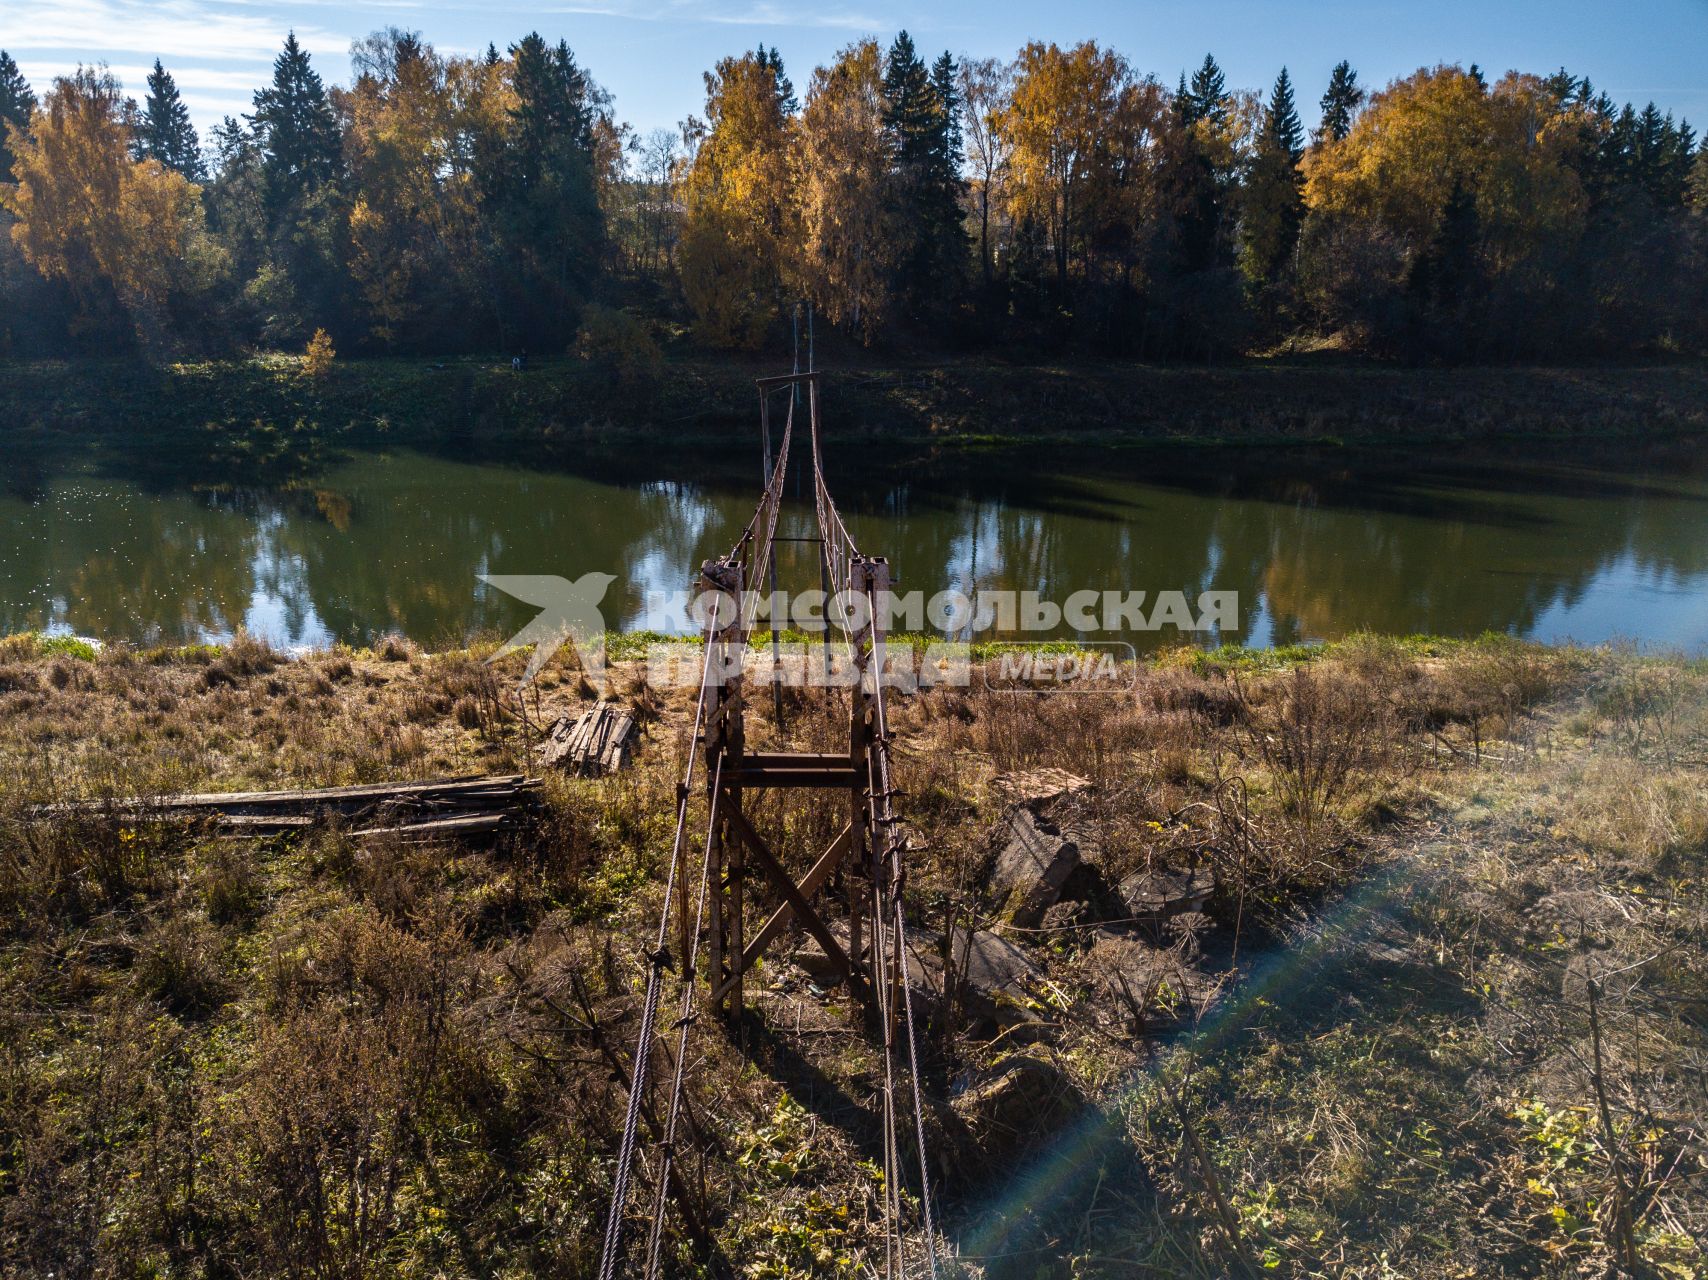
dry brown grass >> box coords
[4,631,1699,1280]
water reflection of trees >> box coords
[880,457,1708,651]
[0,482,260,640]
[3,447,1706,651]
[271,463,754,645]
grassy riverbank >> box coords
[5,354,1708,490]
[1,630,1703,1277]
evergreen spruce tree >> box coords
[1166,60,1227,273]
[1185,54,1228,129]
[925,49,969,275]
[931,51,961,166]
[1664,118,1697,207]
[883,32,934,165]
[1265,66,1304,160]
[1605,103,1640,189]
[882,32,968,324]
[1317,60,1362,143]
[1409,177,1482,355]
[250,32,341,206]
[1168,54,1238,275]
[1634,102,1668,198]
[1624,104,1695,207]
[0,51,36,184]
[757,45,797,114]
[1540,67,1578,108]
[493,33,604,348]
[1241,68,1306,296]
[136,60,204,180]
[510,32,594,168]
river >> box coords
[4,440,1707,654]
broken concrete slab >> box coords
[1116,863,1215,922]
[1080,928,1224,1029]
[951,927,1041,1002]
[988,806,1088,927]
[792,924,1045,1034]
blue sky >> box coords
[3,0,1704,145]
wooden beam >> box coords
[37,774,533,816]
[728,765,858,790]
[710,823,852,1003]
[722,807,868,1002]
[755,371,821,390]
[349,812,510,839]
[740,752,849,769]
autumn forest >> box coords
[0,29,1704,364]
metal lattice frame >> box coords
[599,371,938,1280]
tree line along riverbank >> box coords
[5,354,1708,491]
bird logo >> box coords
[479,572,617,692]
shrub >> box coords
[574,303,664,389]
[136,914,225,1014]
[200,632,279,688]
[39,633,98,662]
[200,845,261,924]
[302,327,335,379]
[1233,665,1392,863]
[374,633,419,663]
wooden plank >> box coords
[350,812,509,839]
[36,774,531,816]
[728,766,857,790]
[162,775,528,808]
[723,807,867,1001]
[712,823,853,1002]
[541,702,637,776]
[755,371,820,390]
[740,752,849,769]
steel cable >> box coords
[603,401,794,1279]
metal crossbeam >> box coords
[754,370,821,390]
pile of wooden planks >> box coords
[540,701,637,776]
[33,774,542,841]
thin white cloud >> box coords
[14,57,279,124]
[517,0,885,30]
[0,0,348,65]
[687,2,884,30]
[5,0,351,127]
[0,0,896,131]
[104,64,283,92]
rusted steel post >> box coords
[701,558,748,1021]
[727,642,746,1036]
[847,556,876,999]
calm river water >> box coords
[4,441,1707,653]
